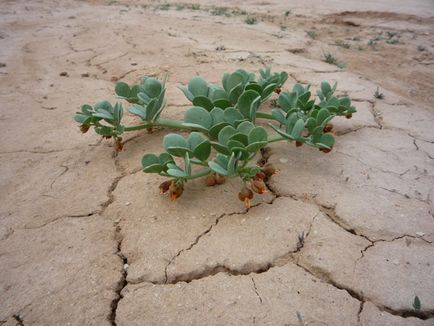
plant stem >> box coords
[256,112,274,120]
[124,119,206,132]
[267,134,285,143]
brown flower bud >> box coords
[275,87,281,94]
[295,141,303,147]
[238,186,254,209]
[251,179,267,194]
[215,174,226,185]
[169,181,184,201]
[323,123,334,133]
[114,138,123,152]
[261,163,276,178]
[254,172,266,181]
[80,124,90,133]
[319,147,332,153]
[159,180,172,194]
[205,174,216,187]
[346,113,352,119]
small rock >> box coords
[130,62,138,66]
[0,62,6,68]
[416,232,425,237]
[123,264,129,270]
[81,73,89,77]
[279,157,288,164]
[125,202,131,206]
[59,71,69,77]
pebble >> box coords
[416,232,425,236]
[279,157,288,164]
[125,202,131,206]
[123,264,129,270]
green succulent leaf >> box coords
[208,160,228,176]
[183,106,213,130]
[291,119,305,139]
[142,153,163,173]
[188,76,208,97]
[163,133,191,157]
[143,77,162,98]
[193,96,214,111]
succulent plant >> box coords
[74,66,357,207]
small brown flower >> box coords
[215,174,226,185]
[169,181,184,201]
[238,186,254,209]
[113,138,123,152]
[295,141,303,147]
[275,87,282,94]
[205,174,216,187]
[261,163,276,178]
[345,113,352,119]
[323,123,334,133]
[319,147,332,153]
[251,179,267,194]
[80,124,90,133]
[254,172,266,181]
[159,180,172,194]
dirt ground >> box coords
[1,0,434,325]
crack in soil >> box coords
[250,277,263,304]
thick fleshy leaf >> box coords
[209,122,229,139]
[210,107,225,124]
[193,96,214,111]
[229,83,244,104]
[115,82,130,98]
[291,119,305,139]
[317,133,335,149]
[142,154,163,173]
[163,133,190,157]
[183,106,212,130]
[317,108,331,125]
[188,76,208,97]
[224,108,244,125]
[128,105,147,120]
[237,90,260,119]
[143,77,162,98]
[271,109,286,125]
[210,88,229,101]
[278,92,297,112]
[178,85,194,102]
[218,125,237,145]
[226,72,244,92]
[93,111,114,120]
[248,126,268,144]
[213,99,231,109]
[237,121,255,135]
[208,161,228,176]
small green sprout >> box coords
[413,296,421,311]
[323,53,346,69]
[374,87,384,100]
[245,17,257,25]
[306,30,317,39]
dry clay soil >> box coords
[1,0,434,325]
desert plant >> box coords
[75,67,356,207]
[323,53,346,69]
[245,17,257,25]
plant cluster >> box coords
[75,66,356,208]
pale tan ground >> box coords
[1,0,434,325]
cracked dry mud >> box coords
[1,0,433,325]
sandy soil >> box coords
[1,0,434,325]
